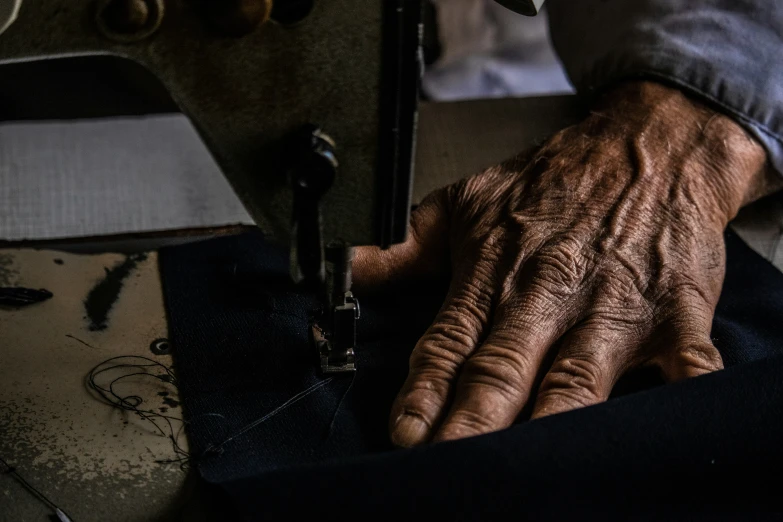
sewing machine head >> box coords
[0,0,540,270]
[0,0,537,373]
[0,0,424,285]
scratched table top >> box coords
[0,247,194,522]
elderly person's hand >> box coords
[354,81,782,448]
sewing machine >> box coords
[0,0,426,374]
[0,0,541,375]
[5,3,783,520]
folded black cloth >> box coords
[160,229,783,521]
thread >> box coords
[86,355,191,467]
[324,373,356,439]
[201,377,334,456]
[0,455,76,521]
[88,354,339,466]
[6,353,340,519]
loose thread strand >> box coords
[0,455,76,521]
[325,373,356,439]
[202,377,334,455]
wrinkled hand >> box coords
[354,82,780,448]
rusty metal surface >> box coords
[0,0,398,246]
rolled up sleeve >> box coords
[546,0,783,175]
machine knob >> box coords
[96,0,164,42]
[203,0,274,37]
[102,0,150,34]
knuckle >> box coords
[586,302,649,335]
[597,267,644,302]
[433,308,482,344]
[530,241,591,297]
[395,372,454,426]
[410,337,466,372]
[440,409,497,439]
[451,264,496,314]
[499,292,554,327]
[415,300,492,365]
[477,229,506,256]
[461,352,531,405]
[477,344,534,384]
[540,356,605,403]
[396,389,446,426]
[452,281,493,322]
[404,364,455,396]
[533,264,578,296]
[536,387,597,414]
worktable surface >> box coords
[2,96,782,521]
[0,248,193,522]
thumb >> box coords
[353,188,451,291]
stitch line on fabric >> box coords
[324,373,357,440]
[202,377,335,456]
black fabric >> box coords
[160,231,441,483]
[160,229,783,520]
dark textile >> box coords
[160,229,783,520]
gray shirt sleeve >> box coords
[546,0,783,175]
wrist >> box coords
[594,81,775,226]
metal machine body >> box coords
[0,0,421,252]
[0,0,424,372]
[0,0,536,373]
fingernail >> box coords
[391,414,430,448]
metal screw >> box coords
[96,0,164,43]
[102,0,149,33]
[204,0,274,37]
[150,338,172,355]
[271,0,314,26]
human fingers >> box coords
[353,189,450,291]
[654,291,724,382]
[432,286,572,441]
[530,321,632,419]
[389,250,499,448]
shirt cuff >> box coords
[547,1,783,176]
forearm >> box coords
[590,81,782,219]
[546,0,783,180]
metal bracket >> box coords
[312,291,360,374]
